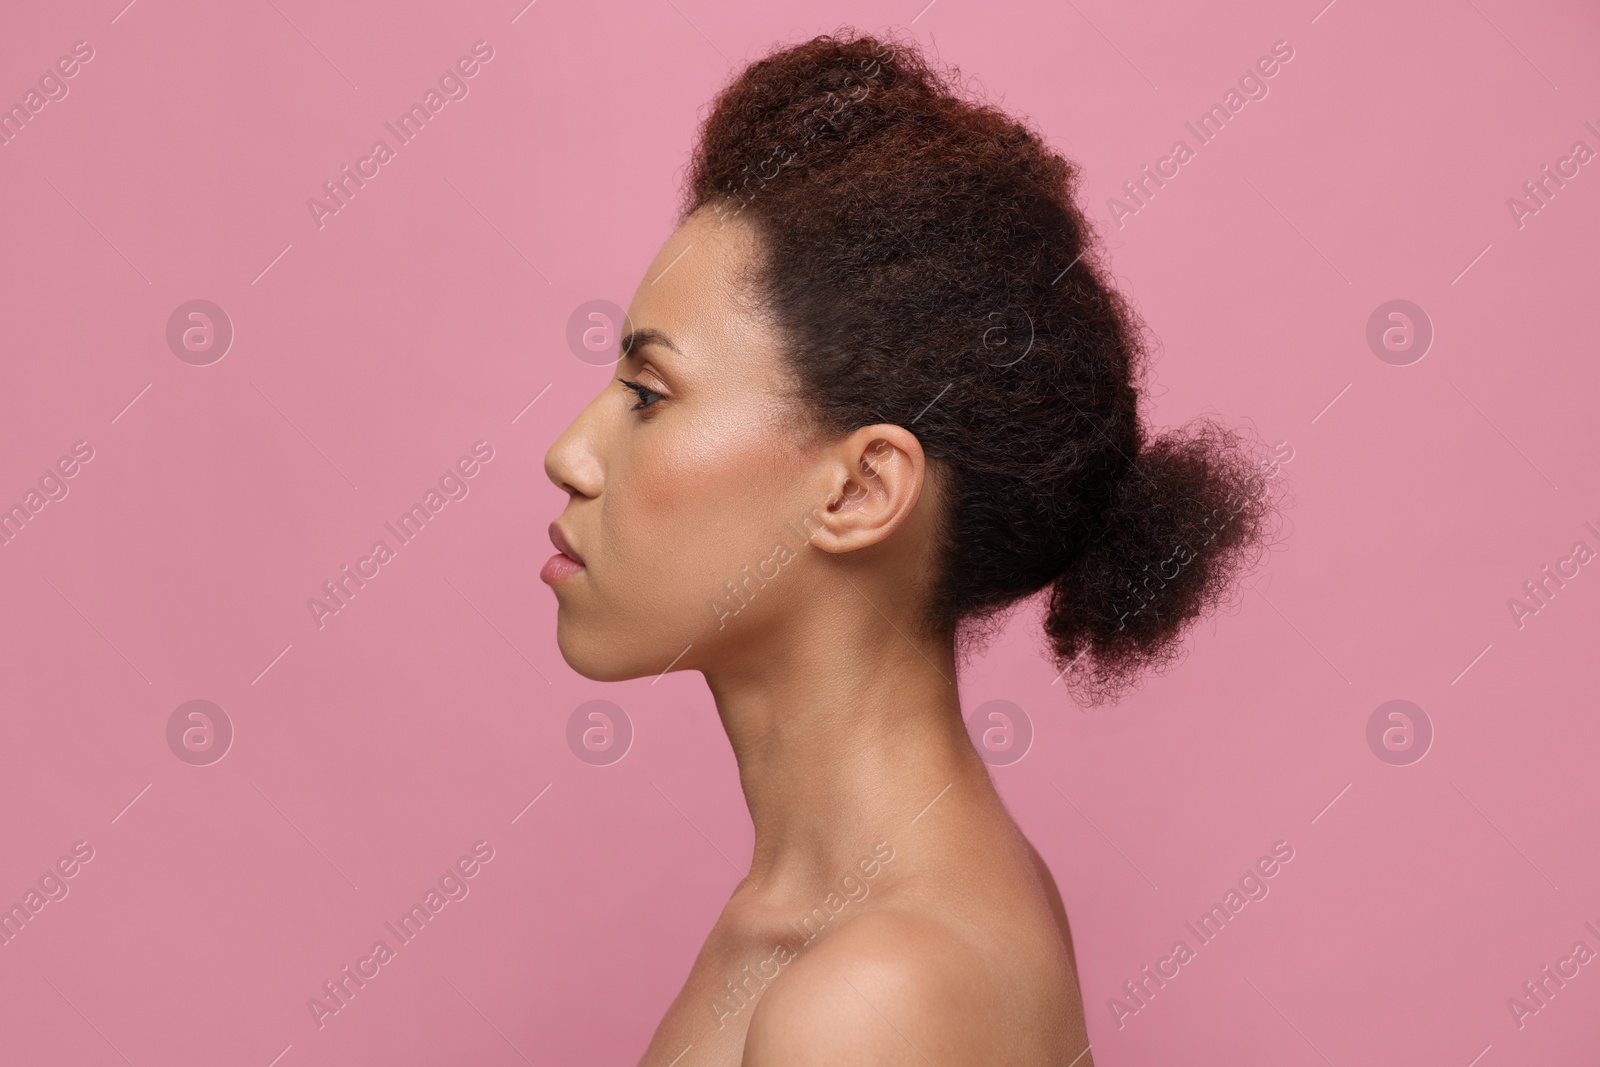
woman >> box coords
[541,31,1276,1066]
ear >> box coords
[808,424,927,555]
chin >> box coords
[554,621,665,683]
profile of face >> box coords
[542,209,935,682]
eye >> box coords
[617,378,663,413]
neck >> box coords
[702,603,992,898]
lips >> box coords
[541,522,586,587]
[548,522,583,565]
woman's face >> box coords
[542,210,827,681]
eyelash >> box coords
[617,378,664,413]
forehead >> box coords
[623,210,783,386]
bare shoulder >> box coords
[740,909,976,1066]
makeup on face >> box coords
[541,521,585,585]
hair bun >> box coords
[1044,421,1285,706]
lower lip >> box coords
[540,552,585,585]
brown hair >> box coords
[679,30,1283,705]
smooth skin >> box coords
[544,207,1094,1066]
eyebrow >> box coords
[619,328,682,361]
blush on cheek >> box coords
[607,408,806,611]
[627,423,768,521]
[628,452,691,514]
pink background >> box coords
[2,0,1597,1064]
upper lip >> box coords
[549,522,584,565]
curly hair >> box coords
[678,29,1284,706]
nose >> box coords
[544,385,605,499]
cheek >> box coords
[601,421,797,621]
